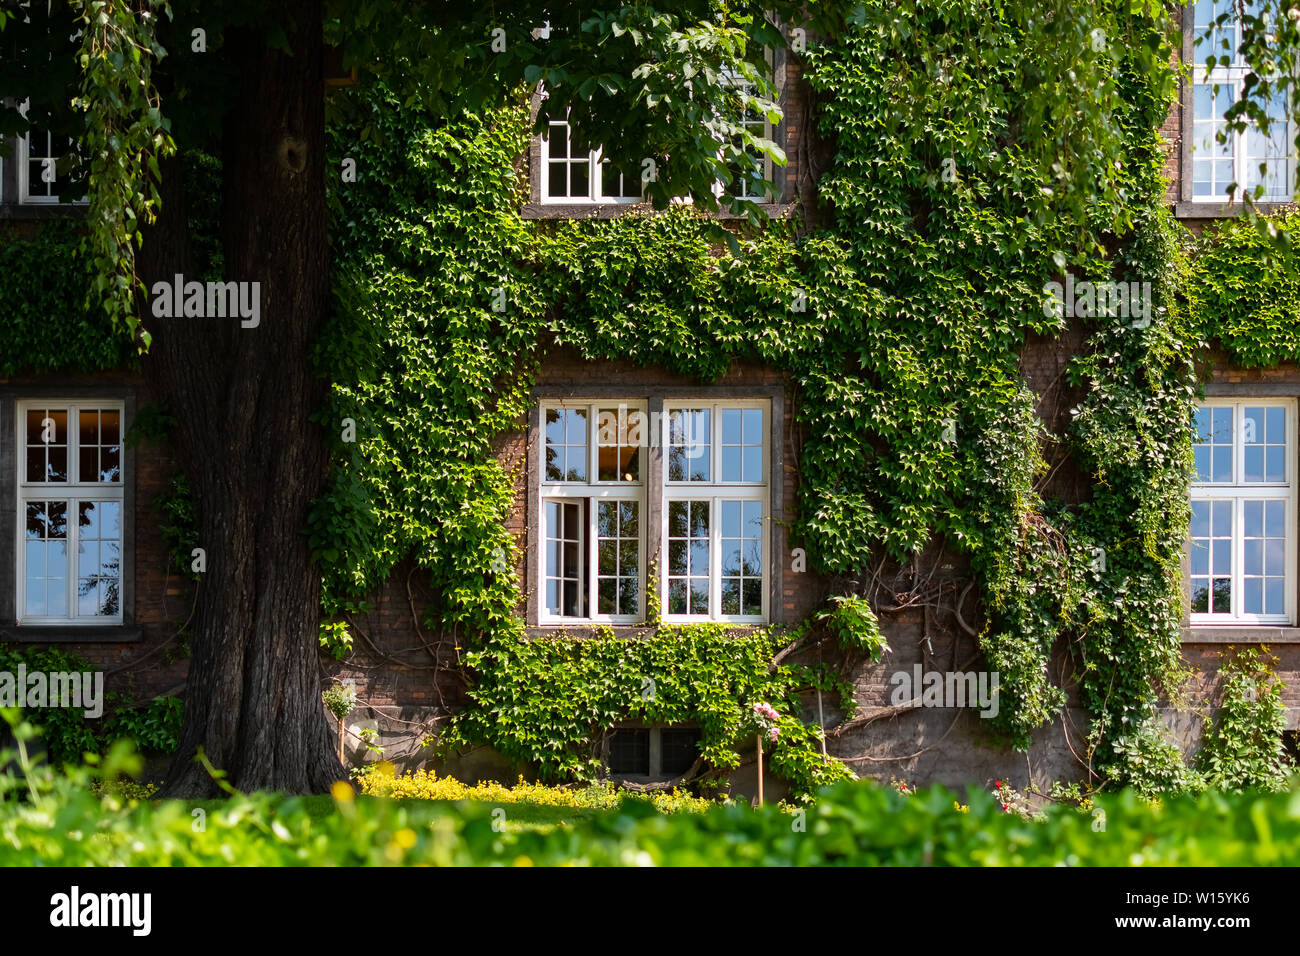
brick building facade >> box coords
[2,7,1297,794]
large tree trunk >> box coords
[141,0,344,796]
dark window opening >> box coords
[608,729,649,775]
[1283,730,1300,766]
[661,728,701,776]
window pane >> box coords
[608,729,649,775]
[720,498,762,616]
[77,500,121,617]
[570,159,589,199]
[596,407,642,482]
[596,500,638,615]
[667,500,709,614]
[24,128,77,200]
[1242,406,1288,483]
[26,408,68,483]
[668,409,710,482]
[1241,498,1291,615]
[544,407,587,482]
[660,729,701,776]
[1193,406,1229,483]
[24,500,68,617]
[720,408,763,483]
[544,499,585,616]
[1190,499,1234,615]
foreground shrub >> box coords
[6,769,1300,866]
[359,766,712,813]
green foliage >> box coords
[0,223,133,376]
[8,0,1283,800]
[360,767,714,813]
[310,2,1219,798]
[816,596,888,661]
[100,696,183,757]
[72,0,174,347]
[3,722,1299,865]
[319,622,354,662]
[0,645,180,763]
[1189,213,1300,367]
[153,470,200,580]
[1198,647,1295,793]
[322,682,357,720]
[444,622,852,800]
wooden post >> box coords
[757,736,764,806]
[338,716,345,763]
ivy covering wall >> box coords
[5,4,1298,798]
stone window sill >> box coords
[0,625,141,643]
[1174,200,1298,220]
[520,201,794,221]
[0,203,87,221]
[1181,626,1300,644]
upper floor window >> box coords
[540,117,645,204]
[715,70,773,203]
[1189,400,1297,624]
[530,56,780,211]
[1189,0,1294,203]
[20,125,78,203]
[16,400,124,624]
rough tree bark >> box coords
[140,0,345,796]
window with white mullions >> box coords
[1190,0,1294,203]
[713,67,774,203]
[543,499,584,617]
[1189,400,1297,624]
[720,499,763,616]
[544,406,588,482]
[537,398,770,625]
[663,401,768,623]
[16,401,124,624]
[21,126,76,202]
[596,500,639,615]
[540,401,646,624]
[666,499,710,615]
[541,117,643,204]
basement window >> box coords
[605,726,701,779]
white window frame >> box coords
[713,67,775,203]
[539,116,645,205]
[662,400,769,624]
[1189,0,1296,204]
[539,401,647,625]
[15,98,86,206]
[1189,398,1297,625]
[15,399,125,625]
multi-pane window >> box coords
[540,118,644,204]
[20,126,77,202]
[541,403,646,623]
[604,726,701,778]
[14,97,82,204]
[663,403,767,622]
[1189,400,1297,624]
[1190,0,1293,202]
[538,399,769,624]
[716,71,772,202]
[17,401,124,623]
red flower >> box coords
[995,780,1002,789]
[1002,803,1009,811]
